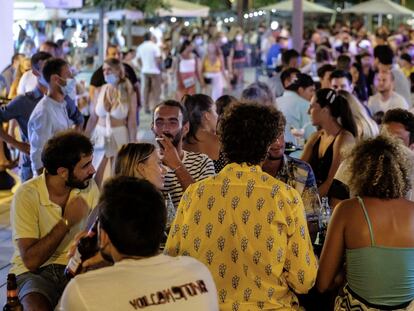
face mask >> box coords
[63,46,70,54]
[195,37,203,46]
[221,37,228,44]
[104,73,119,86]
[39,74,49,88]
[60,78,77,100]
[236,35,243,42]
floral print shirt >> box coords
[165,163,318,311]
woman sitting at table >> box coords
[317,135,414,310]
[301,88,356,197]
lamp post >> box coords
[292,0,304,52]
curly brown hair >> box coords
[218,102,284,165]
[349,135,411,199]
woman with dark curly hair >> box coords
[301,89,357,197]
[317,135,414,310]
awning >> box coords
[260,0,335,14]
[158,0,210,17]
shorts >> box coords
[16,264,68,308]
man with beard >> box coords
[10,130,99,311]
[261,120,320,236]
[152,100,215,209]
[166,103,317,310]
[367,71,408,115]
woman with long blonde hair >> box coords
[85,57,137,186]
[338,90,379,140]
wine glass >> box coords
[290,127,305,148]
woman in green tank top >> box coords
[316,135,414,310]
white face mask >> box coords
[195,37,203,46]
[221,37,228,44]
[236,35,243,42]
[60,78,77,100]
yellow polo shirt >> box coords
[10,173,100,276]
[165,163,318,311]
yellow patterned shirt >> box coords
[165,163,318,311]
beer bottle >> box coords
[3,273,23,311]
[64,218,99,279]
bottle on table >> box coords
[313,197,331,255]
[3,273,23,311]
[64,218,99,279]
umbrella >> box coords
[342,0,414,15]
[158,0,210,17]
[260,0,334,14]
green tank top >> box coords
[346,196,414,307]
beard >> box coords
[65,170,93,189]
[163,130,183,148]
[267,153,284,161]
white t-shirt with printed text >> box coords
[56,254,219,311]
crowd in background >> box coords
[2,18,414,311]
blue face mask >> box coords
[104,73,118,86]
[39,74,48,88]
[60,78,77,100]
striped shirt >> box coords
[163,151,215,209]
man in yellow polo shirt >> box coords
[166,103,318,311]
[10,130,99,311]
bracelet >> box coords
[62,218,70,229]
[172,165,182,173]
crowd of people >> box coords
[2,19,414,311]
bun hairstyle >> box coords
[316,88,357,137]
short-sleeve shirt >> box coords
[57,255,219,311]
[90,63,138,88]
[136,41,162,74]
[165,163,318,310]
[162,151,215,209]
[10,174,100,276]
[367,92,409,115]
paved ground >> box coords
[0,170,20,305]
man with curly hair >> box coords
[165,103,317,310]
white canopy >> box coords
[105,9,144,20]
[158,0,210,17]
[14,0,64,20]
[260,0,335,14]
[342,0,414,15]
[14,2,144,21]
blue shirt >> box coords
[276,90,316,144]
[274,155,319,218]
[28,95,75,174]
[0,87,84,176]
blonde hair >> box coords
[338,90,379,140]
[103,58,133,109]
[114,143,155,178]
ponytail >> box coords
[181,94,214,143]
[316,88,357,137]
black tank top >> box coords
[309,133,340,186]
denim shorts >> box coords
[16,264,68,308]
